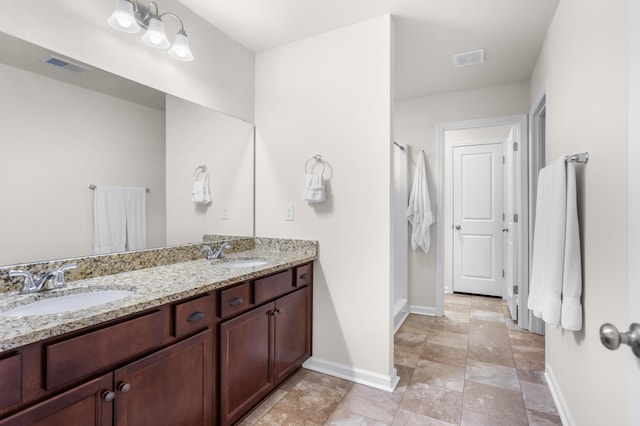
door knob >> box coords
[502,228,509,232]
[599,323,640,358]
[455,225,461,230]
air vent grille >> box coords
[43,55,91,73]
[453,49,485,68]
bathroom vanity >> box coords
[0,239,316,426]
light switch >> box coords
[285,203,294,221]
[221,204,230,220]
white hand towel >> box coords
[93,186,127,255]
[125,187,148,252]
[303,174,326,203]
[560,160,583,331]
[192,172,212,205]
[407,150,434,254]
[527,155,583,331]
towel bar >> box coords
[565,152,589,163]
[89,184,150,193]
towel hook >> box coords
[305,154,326,176]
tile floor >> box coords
[239,293,561,425]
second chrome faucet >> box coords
[9,263,77,294]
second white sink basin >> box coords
[221,259,268,268]
[0,290,134,317]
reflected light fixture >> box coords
[108,0,194,61]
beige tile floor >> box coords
[240,293,561,425]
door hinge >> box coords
[502,156,505,164]
[502,212,505,221]
[513,142,518,151]
[513,213,519,223]
[502,269,505,278]
[513,285,519,295]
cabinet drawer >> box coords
[174,294,215,338]
[0,353,21,410]
[45,310,164,390]
[295,263,313,287]
[254,270,293,305]
[221,283,252,319]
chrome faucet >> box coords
[202,243,232,260]
[9,263,77,294]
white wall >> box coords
[394,83,529,311]
[0,0,254,122]
[255,16,395,388]
[0,63,166,265]
[165,95,254,245]
[529,0,629,424]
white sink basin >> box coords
[221,259,268,268]
[0,290,134,317]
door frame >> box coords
[435,114,528,320]
[628,0,640,420]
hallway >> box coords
[240,293,561,425]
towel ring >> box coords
[193,164,208,179]
[305,154,326,176]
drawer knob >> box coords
[229,297,244,307]
[102,391,116,402]
[299,273,309,280]
[187,312,205,322]
[118,382,132,393]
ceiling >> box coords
[178,0,560,99]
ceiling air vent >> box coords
[43,55,91,73]
[453,49,485,68]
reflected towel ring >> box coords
[305,154,326,176]
[193,164,208,180]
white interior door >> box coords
[503,129,517,320]
[452,143,503,296]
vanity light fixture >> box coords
[107,0,194,61]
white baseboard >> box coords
[545,364,574,426]
[302,357,400,392]
[409,305,439,316]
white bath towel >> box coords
[527,156,583,331]
[192,172,212,205]
[93,186,148,255]
[407,150,434,254]
[303,174,326,204]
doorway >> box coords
[435,115,528,326]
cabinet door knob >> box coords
[299,273,309,280]
[102,391,116,402]
[187,311,205,322]
[271,309,281,316]
[118,382,132,393]
[229,297,243,307]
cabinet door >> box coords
[219,303,273,426]
[114,329,213,426]
[0,373,113,426]
[274,287,311,384]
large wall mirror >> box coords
[0,31,254,267]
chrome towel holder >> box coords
[305,154,326,176]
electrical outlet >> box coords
[221,204,230,220]
[285,203,294,221]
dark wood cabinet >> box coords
[219,304,273,426]
[274,287,310,384]
[114,329,213,426]
[0,374,113,426]
[219,283,311,426]
[0,261,313,426]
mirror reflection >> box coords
[0,31,254,266]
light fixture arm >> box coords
[159,12,187,34]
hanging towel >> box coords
[124,187,148,252]
[192,171,212,205]
[407,150,434,254]
[93,186,148,255]
[527,156,583,331]
[303,174,326,203]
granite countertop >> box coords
[0,247,316,352]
